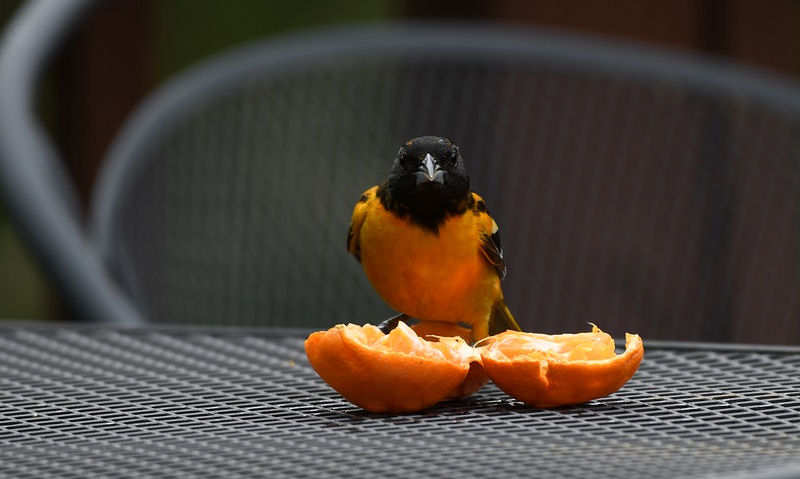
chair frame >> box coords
[0,0,141,324]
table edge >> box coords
[1,320,799,354]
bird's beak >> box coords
[416,153,445,185]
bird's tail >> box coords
[488,297,522,336]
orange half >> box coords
[305,321,485,412]
[479,325,643,408]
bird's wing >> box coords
[347,186,378,262]
[472,192,507,281]
[481,226,507,281]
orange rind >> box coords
[306,322,642,411]
[304,321,485,412]
[478,325,644,407]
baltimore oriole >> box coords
[347,136,521,342]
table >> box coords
[0,323,798,478]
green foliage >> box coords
[0,215,51,319]
[154,0,397,81]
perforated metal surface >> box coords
[0,324,798,478]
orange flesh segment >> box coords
[352,322,476,364]
[410,320,473,344]
[482,326,617,362]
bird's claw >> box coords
[377,313,410,334]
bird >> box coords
[347,136,521,342]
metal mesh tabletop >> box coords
[0,324,798,478]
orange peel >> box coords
[305,321,485,412]
[478,325,644,407]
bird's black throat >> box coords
[377,179,470,233]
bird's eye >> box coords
[448,148,459,167]
[397,149,415,169]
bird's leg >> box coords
[377,313,410,334]
[471,321,489,345]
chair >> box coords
[3,0,800,343]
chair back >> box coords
[3,1,800,343]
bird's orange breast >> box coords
[358,202,500,325]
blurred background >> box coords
[1,0,799,322]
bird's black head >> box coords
[379,136,471,232]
